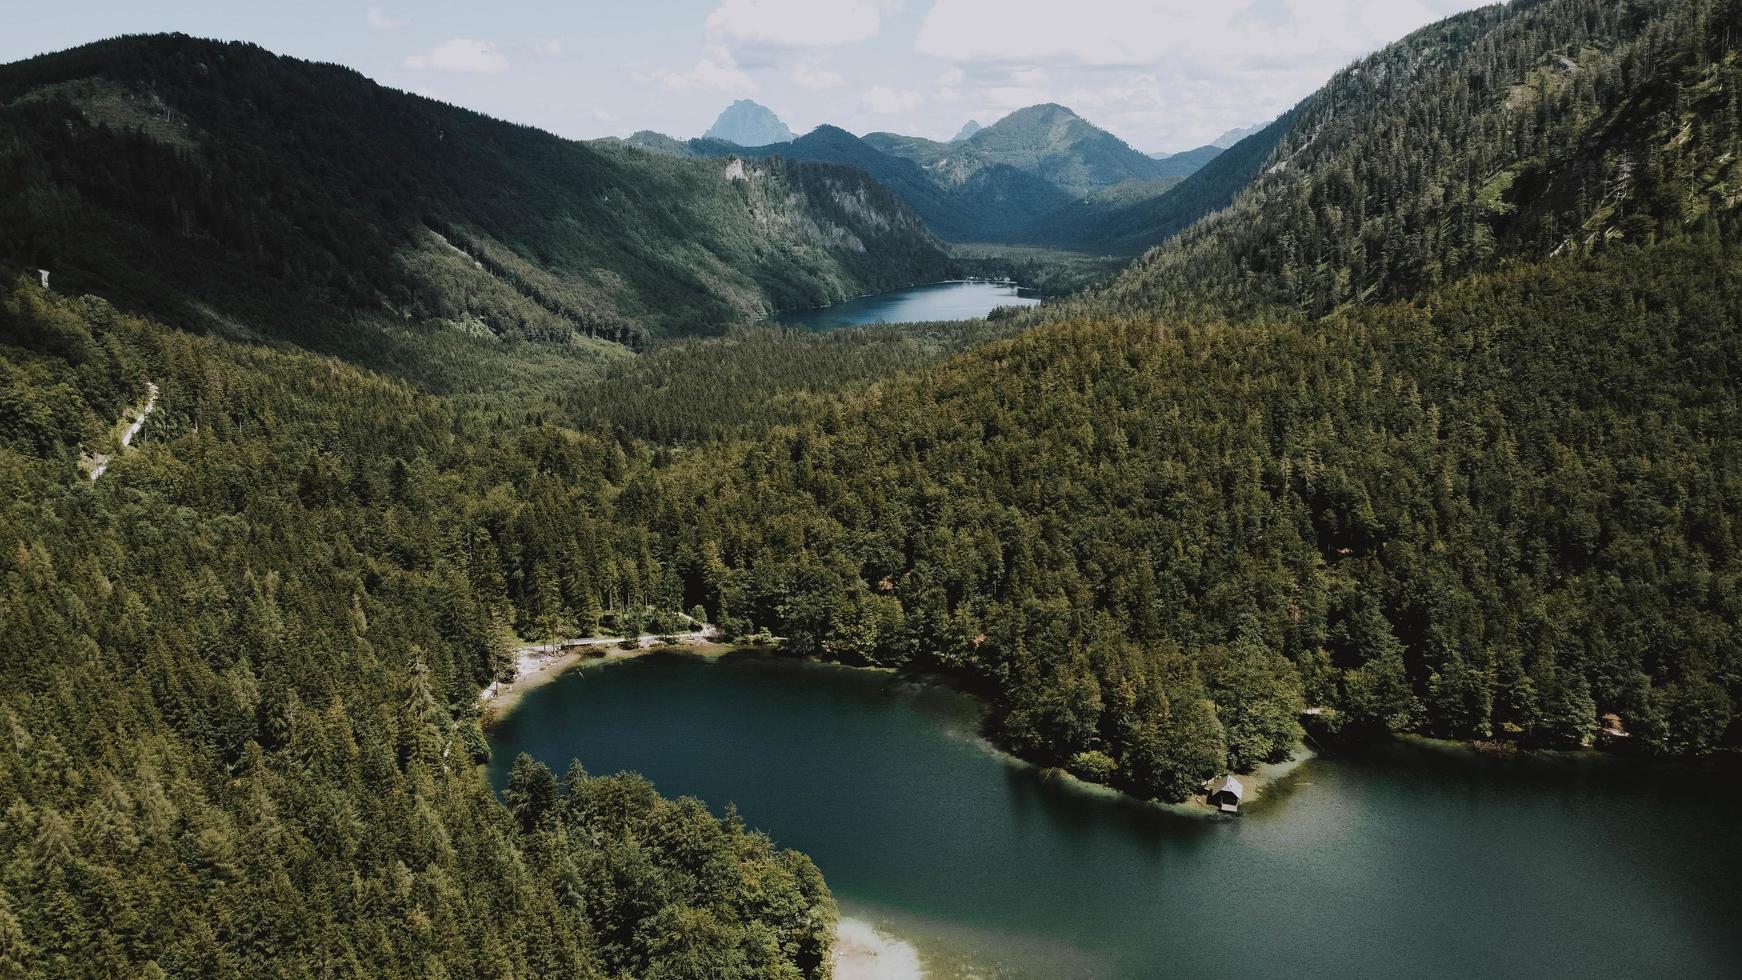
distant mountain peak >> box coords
[863,102,1165,200]
[704,100,794,146]
[997,103,1082,125]
[1212,123,1265,148]
[952,120,983,141]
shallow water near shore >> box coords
[486,650,1742,978]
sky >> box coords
[1,0,1496,153]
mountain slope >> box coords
[0,35,948,358]
[682,125,1074,241]
[655,103,1177,245]
[0,282,838,977]
[693,125,980,236]
[1212,123,1265,148]
[1099,0,1742,320]
[704,99,795,145]
[1021,110,1294,253]
[617,129,696,157]
[628,235,1742,795]
[606,0,1742,798]
[868,104,1170,198]
[1146,144,1224,177]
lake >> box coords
[486,651,1742,979]
[773,280,1039,330]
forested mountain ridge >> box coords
[3,1,1740,974]
[592,0,1742,797]
[0,34,949,355]
[624,236,1742,800]
[632,102,1195,244]
[1096,0,1742,320]
[865,104,1173,198]
[639,124,1078,242]
[0,281,838,977]
[1145,144,1225,178]
[1016,111,1294,253]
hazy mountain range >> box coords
[627,101,1240,248]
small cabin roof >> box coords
[1207,774,1245,800]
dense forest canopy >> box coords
[1095,0,1742,320]
[2,0,1740,974]
[620,239,1740,800]
[0,282,836,978]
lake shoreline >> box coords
[768,276,1033,320]
[832,917,924,980]
[482,641,1320,821]
[767,278,1039,330]
[478,634,744,725]
[483,645,1742,979]
[481,638,1683,816]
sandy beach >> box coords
[478,628,738,721]
[833,918,925,980]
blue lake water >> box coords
[487,651,1742,979]
[773,280,1039,330]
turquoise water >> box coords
[486,651,1742,979]
[773,280,1039,330]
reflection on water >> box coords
[772,280,1039,330]
[488,651,1742,979]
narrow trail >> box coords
[89,382,159,481]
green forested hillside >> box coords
[0,34,949,356]
[1019,111,1293,253]
[671,126,1077,242]
[0,281,835,978]
[1099,0,1742,319]
[621,238,1741,800]
[646,103,1173,244]
[591,0,1742,800]
[1147,145,1224,178]
[3,0,1741,972]
[562,317,1030,445]
[866,105,1171,198]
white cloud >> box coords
[793,63,846,90]
[530,40,564,58]
[906,0,1491,150]
[656,47,758,93]
[976,85,1051,112]
[366,6,408,30]
[707,0,885,47]
[404,39,510,73]
[593,108,616,122]
[915,0,1483,67]
[863,86,923,114]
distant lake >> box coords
[488,652,1742,979]
[774,280,1039,330]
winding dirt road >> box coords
[90,382,159,481]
